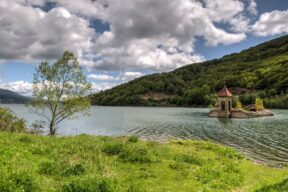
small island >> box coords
[209,84,274,118]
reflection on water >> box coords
[1,104,288,167]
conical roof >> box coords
[217,85,233,97]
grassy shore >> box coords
[0,132,287,192]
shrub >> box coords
[38,161,55,175]
[195,167,221,184]
[0,173,39,192]
[62,164,85,177]
[39,161,85,177]
[19,136,33,143]
[0,107,27,133]
[102,142,124,156]
[62,177,116,192]
[255,178,288,192]
[218,147,243,160]
[255,98,265,111]
[119,146,152,163]
[169,162,186,171]
[235,100,242,109]
[30,120,45,135]
[127,183,146,192]
[127,135,139,143]
[179,154,204,166]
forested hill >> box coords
[0,89,30,104]
[91,35,288,108]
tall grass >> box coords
[0,133,287,191]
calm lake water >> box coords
[1,104,288,167]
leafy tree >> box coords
[255,98,265,111]
[0,107,27,133]
[29,51,91,135]
[90,35,288,108]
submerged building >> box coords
[209,84,274,118]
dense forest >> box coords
[91,35,288,109]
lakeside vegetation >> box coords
[91,35,288,109]
[1,40,287,191]
[0,132,287,192]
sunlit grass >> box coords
[0,132,287,191]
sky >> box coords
[0,0,288,96]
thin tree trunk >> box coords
[49,120,56,135]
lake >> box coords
[1,104,288,167]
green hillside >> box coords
[91,35,288,108]
[0,89,30,104]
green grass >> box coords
[0,133,287,192]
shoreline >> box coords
[0,132,287,191]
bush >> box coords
[62,164,85,177]
[235,100,242,109]
[127,135,139,143]
[255,98,265,111]
[38,161,55,175]
[39,161,85,177]
[119,146,152,163]
[0,173,39,192]
[30,120,45,135]
[62,177,116,192]
[179,154,204,166]
[0,107,27,133]
[102,142,124,156]
[255,178,288,192]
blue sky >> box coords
[0,0,288,96]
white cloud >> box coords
[88,74,117,81]
[89,0,248,71]
[88,71,144,82]
[91,82,117,93]
[247,0,258,15]
[0,81,33,96]
[122,72,143,80]
[0,0,254,73]
[252,10,288,36]
[0,0,94,61]
[0,80,117,96]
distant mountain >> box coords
[91,35,288,109]
[0,89,30,104]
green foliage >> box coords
[0,132,287,191]
[255,98,265,111]
[177,154,204,166]
[91,35,288,108]
[62,177,115,192]
[119,146,152,163]
[102,141,124,156]
[235,100,243,109]
[127,135,139,143]
[0,107,27,133]
[29,51,91,135]
[30,120,45,135]
[0,173,39,192]
[254,178,288,192]
[62,164,85,177]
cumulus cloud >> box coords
[0,0,94,61]
[252,10,288,36]
[0,81,33,96]
[247,0,258,15]
[0,0,256,73]
[91,82,117,93]
[89,0,248,71]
